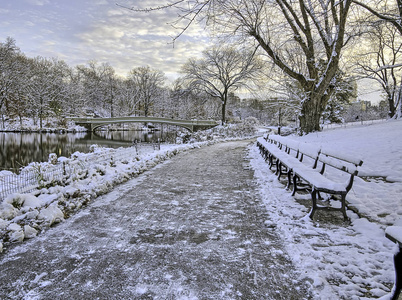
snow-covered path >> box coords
[0,140,309,299]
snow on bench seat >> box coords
[292,146,363,221]
[386,226,402,247]
[292,166,348,193]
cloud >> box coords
[72,1,211,78]
[24,0,50,6]
[0,0,212,81]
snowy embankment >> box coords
[0,143,199,252]
[250,119,402,299]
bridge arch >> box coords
[70,117,219,133]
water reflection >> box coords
[0,130,177,171]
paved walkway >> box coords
[0,140,310,299]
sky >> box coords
[0,0,385,103]
[0,0,211,80]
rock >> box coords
[24,225,38,239]
[38,204,64,226]
[0,218,8,230]
[8,223,24,242]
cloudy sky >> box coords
[0,0,211,80]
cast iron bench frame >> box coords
[257,135,363,221]
[386,226,402,300]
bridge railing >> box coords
[69,116,219,132]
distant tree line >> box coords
[0,38,265,129]
[2,0,402,135]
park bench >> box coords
[257,136,321,189]
[385,226,402,300]
[291,146,363,221]
[258,136,300,187]
[257,135,364,221]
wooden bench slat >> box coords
[318,154,359,175]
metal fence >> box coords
[321,119,386,131]
[0,142,160,201]
[0,161,84,201]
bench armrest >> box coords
[386,226,402,248]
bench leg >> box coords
[340,194,349,221]
[268,154,273,168]
[391,249,402,300]
[277,163,285,180]
[309,189,318,220]
[275,161,281,176]
[291,174,298,196]
[286,169,292,189]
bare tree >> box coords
[128,66,166,117]
[353,0,402,35]
[170,78,212,119]
[76,61,119,117]
[224,0,353,133]
[122,0,353,133]
[0,37,23,127]
[6,55,31,127]
[182,45,262,124]
[26,57,69,129]
[352,0,402,118]
[355,22,402,118]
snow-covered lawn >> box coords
[250,119,402,299]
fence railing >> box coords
[321,119,386,131]
[0,142,160,201]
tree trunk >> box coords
[221,92,228,125]
[299,96,325,133]
[388,93,396,118]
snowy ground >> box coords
[250,119,402,299]
[0,122,260,253]
[0,117,86,132]
[0,140,310,299]
[0,119,401,299]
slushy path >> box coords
[0,140,310,299]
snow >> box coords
[37,204,64,226]
[386,226,402,246]
[250,119,402,299]
[290,119,402,225]
[0,127,258,253]
[0,117,86,132]
[0,119,401,298]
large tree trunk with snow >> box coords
[299,95,327,133]
[299,102,320,133]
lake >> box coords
[0,130,177,172]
